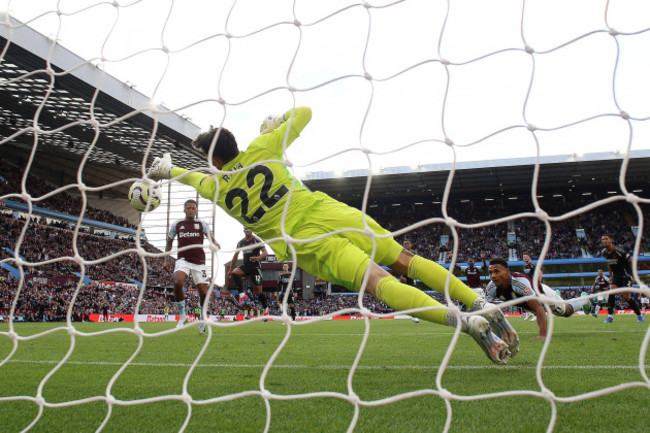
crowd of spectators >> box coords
[1,212,170,287]
[372,197,648,262]
[3,273,637,323]
[2,161,649,322]
[0,275,397,321]
[0,159,136,229]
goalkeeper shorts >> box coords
[288,194,403,290]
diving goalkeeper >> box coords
[148,106,519,364]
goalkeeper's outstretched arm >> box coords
[257,107,312,156]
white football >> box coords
[128,181,162,212]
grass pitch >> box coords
[1,315,648,433]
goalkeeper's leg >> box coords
[393,253,481,308]
[387,250,519,356]
[371,268,510,364]
[295,234,511,364]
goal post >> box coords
[1,1,649,432]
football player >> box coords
[148,106,520,364]
[486,258,589,340]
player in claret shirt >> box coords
[589,269,610,317]
[449,252,488,297]
[164,199,219,333]
[148,106,520,364]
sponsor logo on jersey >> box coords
[179,232,201,238]
[199,176,214,186]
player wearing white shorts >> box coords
[589,269,610,317]
[164,199,219,333]
[486,258,589,340]
[640,296,649,315]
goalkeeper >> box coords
[148,106,519,364]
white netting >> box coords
[1,0,650,432]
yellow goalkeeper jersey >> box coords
[194,107,321,259]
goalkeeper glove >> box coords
[259,114,286,135]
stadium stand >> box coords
[2,16,650,322]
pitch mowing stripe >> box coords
[4,359,649,370]
[173,329,646,337]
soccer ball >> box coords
[128,181,162,212]
[238,293,249,306]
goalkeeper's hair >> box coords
[489,257,509,268]
[192,127,239,163]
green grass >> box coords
[0,315,648,432]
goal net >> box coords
[1,0,649,432]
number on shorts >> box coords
[225,165,288,224]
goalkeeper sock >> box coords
[290,306,296,321]
[407,256,480,308]
[375,276,448,325]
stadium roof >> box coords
[1,16,648,209]
[0,16,205,199]
[302,151,650,206]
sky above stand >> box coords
[3,0,650,283]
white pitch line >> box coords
[3,359,649,370]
